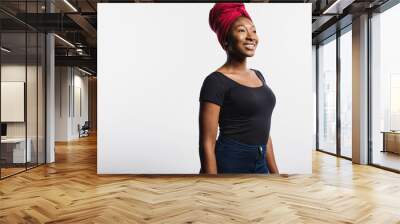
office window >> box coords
[318,36,337,154]
[371,3,400,171]
[340,28,352,158]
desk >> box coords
[1,138,31,163]
[381,131,400,154]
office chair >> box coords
[79,121,90,138]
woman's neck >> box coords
[222,54,248,73]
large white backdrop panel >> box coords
[98,3,312,174]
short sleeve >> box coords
[199,74,225,106]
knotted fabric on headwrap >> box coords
[209,3,252,50]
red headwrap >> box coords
[209,3,252,50]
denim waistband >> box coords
[217,135,266,150]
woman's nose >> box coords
[247,32,256,41]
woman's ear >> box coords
[224,36,231,51]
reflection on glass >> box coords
[38,32,46,165]
[371,4,400,171]
[27,31,38,169]
[1,32,27,177]
[0,1,46,179]
[340,29,352,158]
[26,0,41,170]
[390,75,400,131]
[318,37,337,154]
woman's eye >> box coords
[253,30,257,33]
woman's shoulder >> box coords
[250,68,264,76]
[250,68,266,83]
[200,71,234,94]
[202,71,228,85]
[205,70,221,78]
[206,70,225,79]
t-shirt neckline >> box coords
[214,69,265,89]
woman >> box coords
[199,3,279,174]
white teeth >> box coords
[244,44,255,49]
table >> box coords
[1,138,32,163]
[381,131,400,154]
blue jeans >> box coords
[214,135,269,174]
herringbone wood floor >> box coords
[1,134,400,224]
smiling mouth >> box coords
[243,43,256,50]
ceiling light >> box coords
[322,0,354,15]
[1,47,11,53]
[54,34,75,48]
[78,67,93,76]
[63,0,78,12]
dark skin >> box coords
[199,17,279,174]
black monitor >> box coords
[1,123,7,137]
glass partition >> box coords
[0,1,46,179]
[38,32,45,165]
[26,0,43,169]
[339,28,352,158]
[318,36,337,155]
[27,30,38,169]
[1,31,28,177]
[371,4,400,171]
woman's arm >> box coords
[199,102,221,174]
[266,136,279,174]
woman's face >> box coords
[225,16,258,57]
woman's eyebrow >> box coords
[236,24,256,28]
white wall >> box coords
[72,72,89,138]
[55,67,69,141]
[55,67,89,141]
[312,45,317,150]
[98,3,312,174]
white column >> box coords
[46,1,56,163]
[352,14,369,164]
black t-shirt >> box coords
[199,69,276,145]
